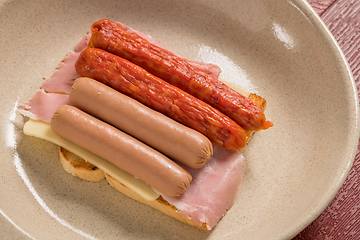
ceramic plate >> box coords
[1,0,359,239]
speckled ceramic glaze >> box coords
[0,0,359,239]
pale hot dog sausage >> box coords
[50,105,192,196]
[70,77,213,169]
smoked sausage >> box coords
[70,77,213,169]
[88,19,273,131]
[50,105,192,196]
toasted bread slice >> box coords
[59,147,105,182]
[105,173,208,230]
[57,92,267,230]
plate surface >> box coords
[0,0,359,239]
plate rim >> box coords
[281,0,360,238]
[0,0,359,239]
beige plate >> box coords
[0,0,359,239]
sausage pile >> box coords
[75,48,247,150]
[49,19,272,196]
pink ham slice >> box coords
[40,51,81,94]
[19,89,70,123]
[162,145,245,230]
[40,32,91,94]
[19,21,245,230]
[20,33,90,120]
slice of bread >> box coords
[105,173,208,230]
[59,147,105,182]
[57,93,267,230]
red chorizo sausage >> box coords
[75,48,247,150]
[70,77,213,169]
[88,19,273,131]
[50,105,192,196]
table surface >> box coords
[294,0,360,239]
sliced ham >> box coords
[41,33,91,94]
[161,145,245,230]
[75,31,92,52]
[40,51,81,94]
[19,89,70,123]
[20,33,90,120]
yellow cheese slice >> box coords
[23,119,160,201]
